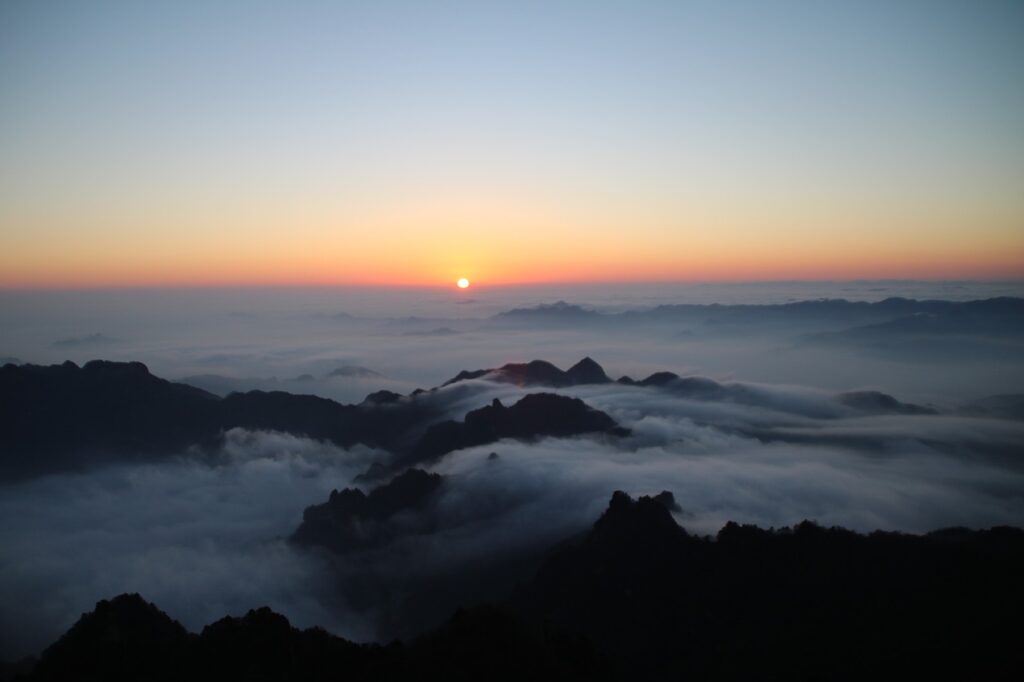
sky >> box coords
[1,0,1022,287]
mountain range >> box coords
[4,355,1021,481]
[10,491,1023,681]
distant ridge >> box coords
[487,296,1024,332]
[3,354,1012,481]
[0,360,625,481]
[0,360,445,480]
[442,357,611,388]
[491,300,602,324]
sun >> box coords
[456,278,470,289]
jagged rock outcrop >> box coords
[521,491,1024,681]
[291,469,443,552]
[442,358,612,388]
[24,594,608,682]
[407,393,628,467]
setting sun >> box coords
[457,278,470,289]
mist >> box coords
[2,281,1023,660]
[2,282,1022,403]
[3,355,1023,657]
[0,430,391,659]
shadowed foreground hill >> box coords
[18,494,1024,682]
[522,492,1024,681]
[22,594,608,682]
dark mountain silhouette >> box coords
[288,462,561,638]
[28,594,193,682]
[21,594,608,682]
[193,606,378,682]
[442,360,570,387]
[565,357,611,384]
[292,468,444,552]
[493,360,575,387]
[441,360,939,421]
[836,390,937,415]
[404,393,628,468]
[18,497,1024,681]
[0,360,223,479]
[631,370,681,386]
[440,368,491,386]
[442,357,610,388]
[291,467,558,638]
[2,356,955,481]
[360,389,403,405]
[520,491,1024,681]
[0,360,626,481]
[0,361,446,480]
[625,371,938,419]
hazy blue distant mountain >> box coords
[802,297,1024,360]
[490,301,604,326]
[836,390,937,415]
[401,327,461,337]
[961,394,1024,420]
[489,297,1024,341]
[52,333,116,347]
[324,365,383,379]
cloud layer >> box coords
[2,284,1022,659]
[3,371,1023,659]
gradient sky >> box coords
[1,0,1022,287]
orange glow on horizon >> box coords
[1,254,1022,290]
[1,203,1021,289]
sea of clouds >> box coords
[1,281,1023,658]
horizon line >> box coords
[3,276,1024,293]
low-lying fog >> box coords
[2,281,1023,402]
[1,281,1022,659]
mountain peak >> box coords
[566,357,611,384]
[442,357,612,388]
[32,593,191,680]
[591,491,690,547]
